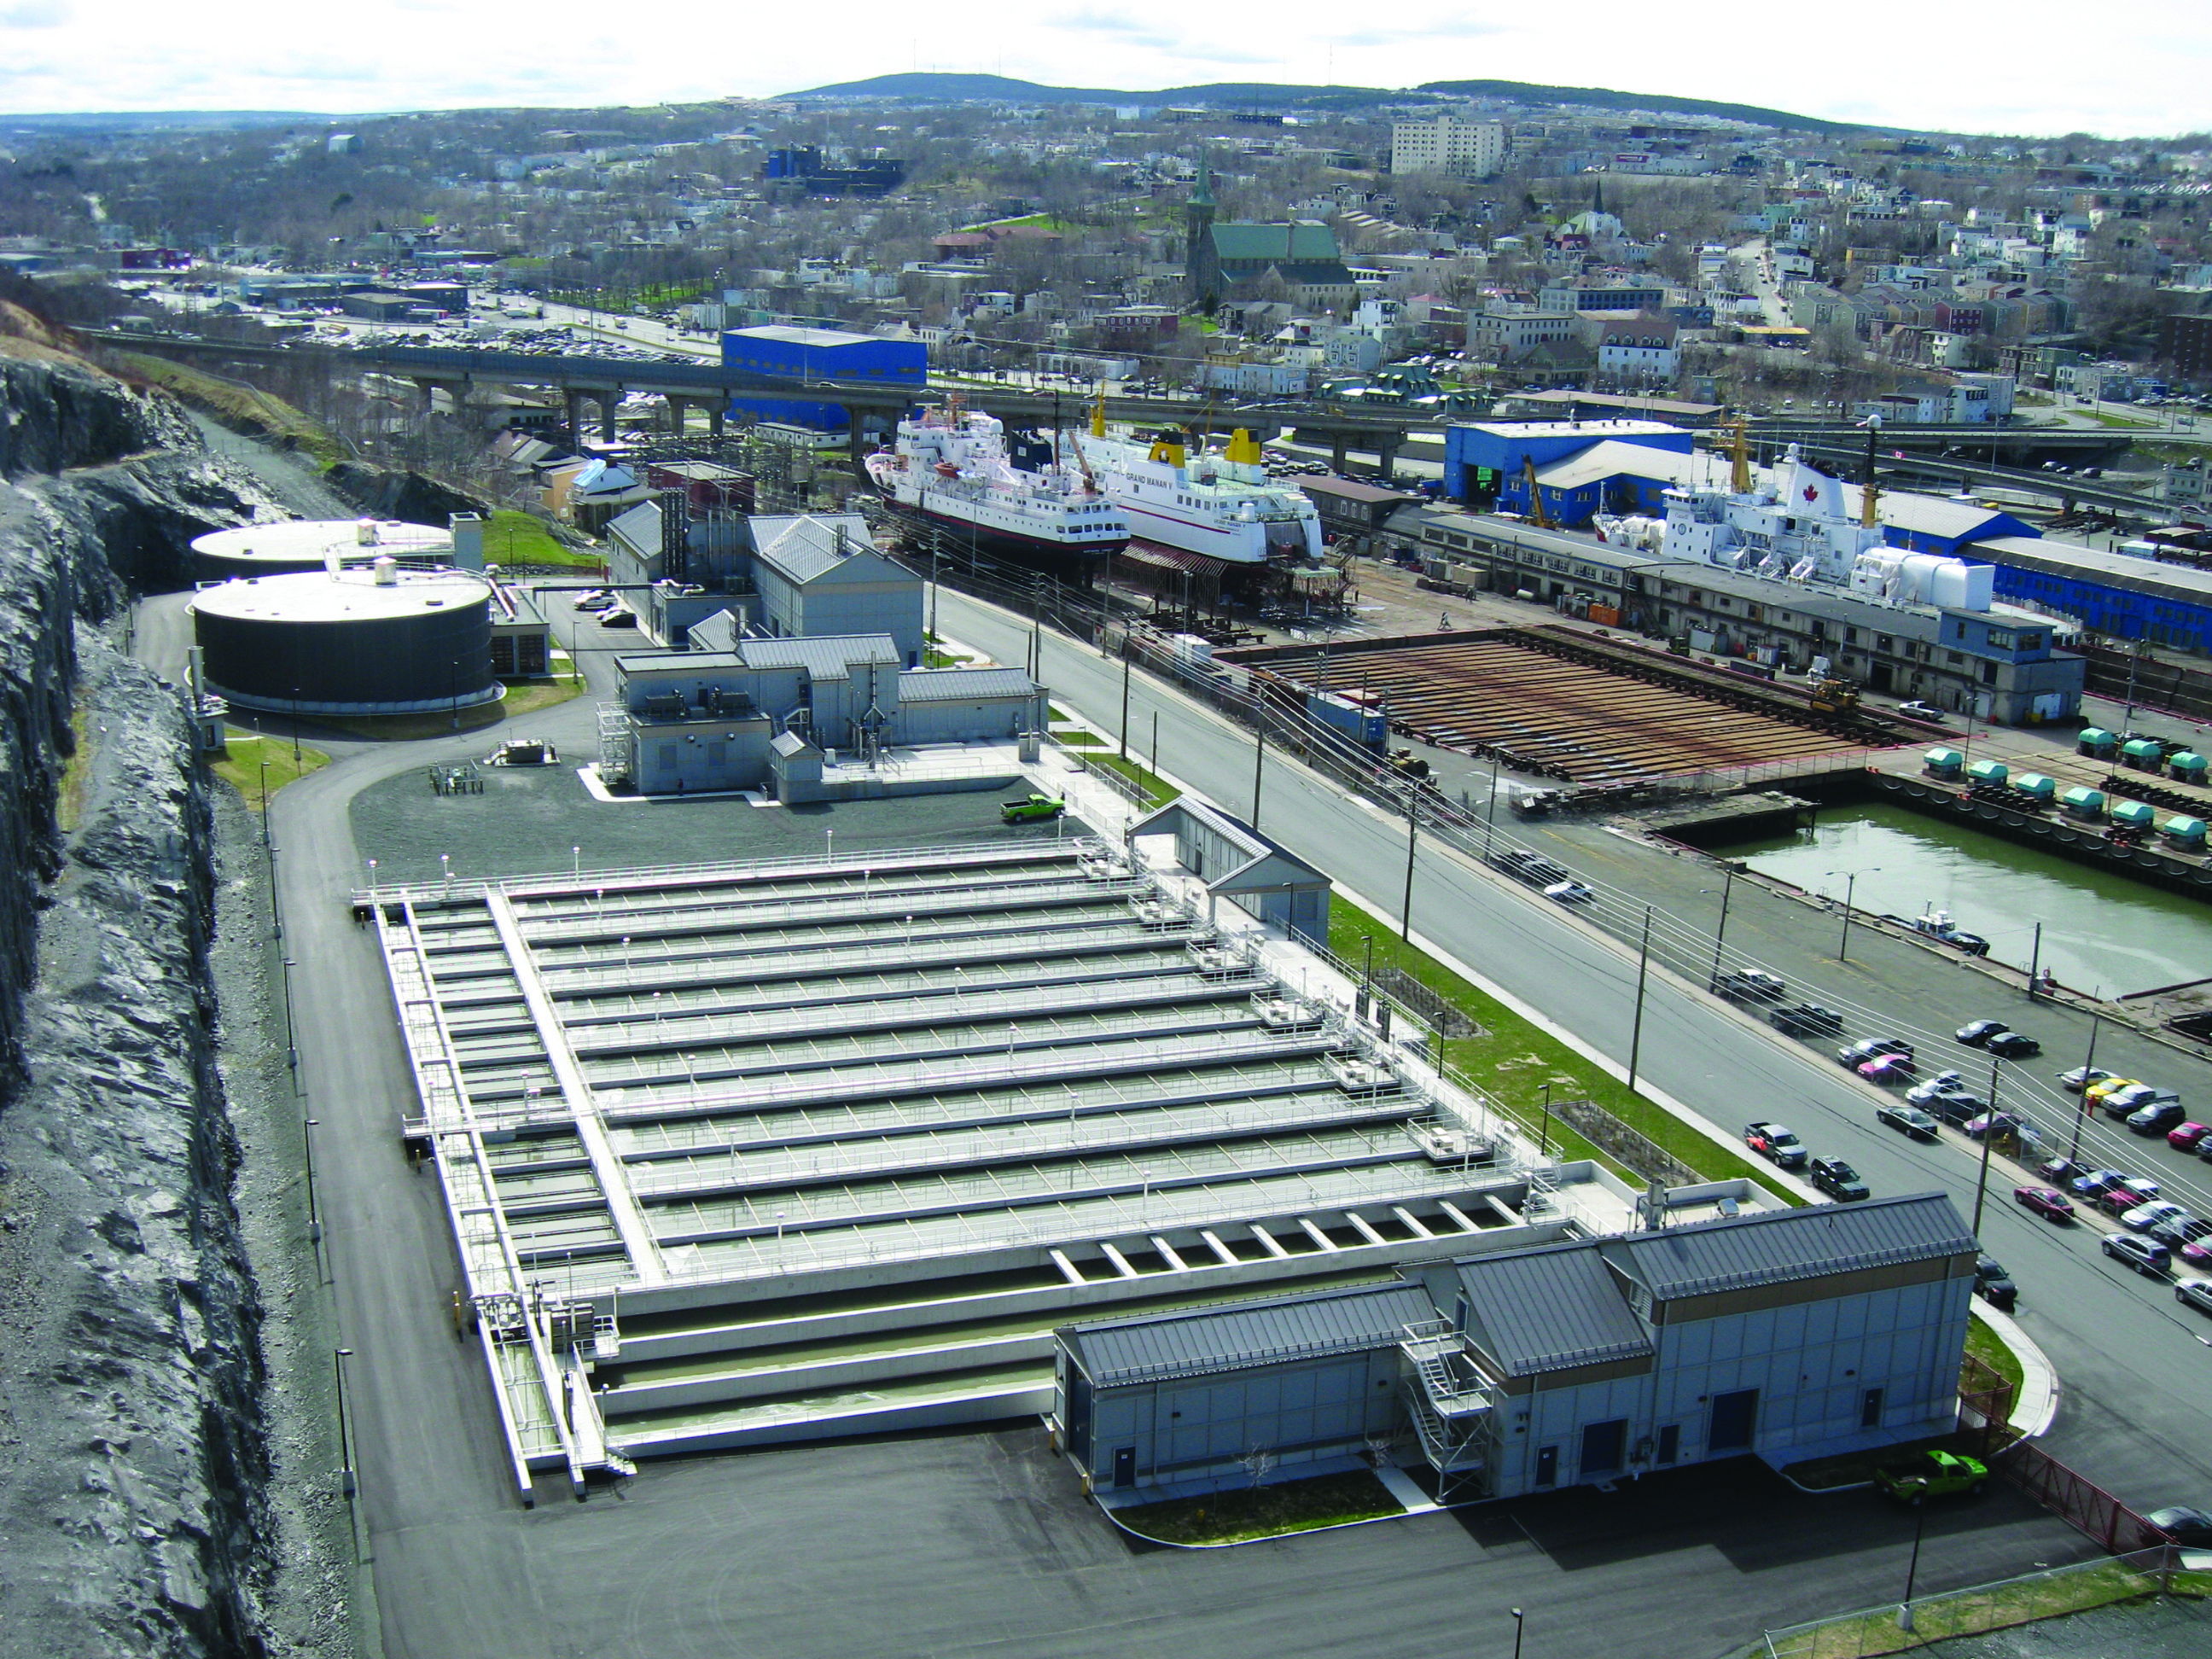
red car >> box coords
[2181,1238,2212,1270]
[2169,1121,2212,1153]
[1859,1053,1919,1085]
[2014,1185,2076,1223]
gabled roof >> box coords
[896,667,1034,701]
[1128,798,1329,896]
[736,634,900,681]
[1452,1245,1653,1377]
[606,498,662,550]
[1061,1282,1435,1388]
[1607,1191,1975,1301]
[1534,440,1701,492]
[1212,220,1344,265]
[750,513,893,585]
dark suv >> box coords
[1810,1158,1870,1202]
[1487,850,1570,888]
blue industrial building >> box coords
[1971,535,2212,652]
[1056,1193,1979,1503]
[721,324,926,432]
[1444,420,1694,508]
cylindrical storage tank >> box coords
[2169,752,2208,784]
[1899,553,1945,602]
[1924,747,1964,778]
[1926,562,1970,610]
[189,568,498,716]
[2060,785,2106,821]
[1965,760,2008,786]
[2012,772,2056,801]
[2110,800,2157,829]
[190,519,452,583]
[2122,737,2164,769]
[2077,728,2117,757]
[2163,816,2207,850]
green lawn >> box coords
[1328,904,1798,1201]
[119,352,346,466]
[1965,1316,2025,1405]
[214,728,331,808]
[1112,1470,1402,1545]
[1054,729,1105,748]
[1086,752,1179,806]
[1760,1559,2203,1658]
[484,510,600,569]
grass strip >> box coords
[1113,1469,1401,1545]
[484,509,601,569]
[1767,1561,2186,1657]
[1086,752,1179,806]
[214,728,330,807]
[1965,1317,2025,1403]
[1329,909,1800,1202]
[116,352,346,465]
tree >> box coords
[1237,1442,1278,1491]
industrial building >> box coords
[1969,535,2212,654]
[603,505,924,663]
[1390,508,2083,723]
[1055,1193,1978,1502]
[359,834,1613,1494]
[719,324,925,434]
[1443,420,1695,509]
[189,562,503,716]
[598,612,1039,798]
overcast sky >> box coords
[2,1,2206,139]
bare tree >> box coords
[1237,1441,1278,1492]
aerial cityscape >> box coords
[6,19,2212,1659]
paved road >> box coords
[938,590,2212,1516]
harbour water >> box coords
[1715,801,2212,998]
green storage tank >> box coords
[2013,772,2056,800]
[1924,747,1964,778]
[1965,760,2009,785]
[2060,785,2106,820]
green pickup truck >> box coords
[1875,1450,1988,1505]
[1000,794,1067,825]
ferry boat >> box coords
[1086,421,1323,567]
[864,401,1128,567]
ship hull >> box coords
[872,486,1126,572]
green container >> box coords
[1924,747,1964,777]
[2122,737,2164,765]
[1965,760,2009,785]
[2078,728,2116,756]
[2012,772,2056,800]
[2170,752,2208,782]
[2060,785,2106,819]
[2163,816,2207,848]
[2110,800,2156,827]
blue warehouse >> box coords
[1444,419,1693,513]
[722,324,927,433]
[1970,535,2212,653]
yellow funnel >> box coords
[1225,428,1263,465]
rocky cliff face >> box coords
[0,356,306,1656]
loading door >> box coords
[1708,1388,1759,1452]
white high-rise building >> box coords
[1390,115,1507,179]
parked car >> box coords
[1541,879,1595,905]
[1875,1449,1987,1504]
[1487,849,1569,888]
[2129,1101,2190,1136]
[2103,1232,2172,1276]
[1986,1031,2042,1060]
[1877,1103,1942,1143]
[1744,1121,1810,1169]
[2181,1238,2212,1271]
[1859,1054,1918,1085]
[2058,1065,2118,1093]
[2145,1505,2212,1547]
[2070,1169,2145,1201]
[1714,969,1788,1003]
[2177,1278,2212,1317]
[999,794,1066,824]
[1965,1110,2033,1142]
[1956,1019,2011,1047]
[1896,701,1947,722]
[2093,1179,2164,1219]
[2014,1185,2076,1222]
[2168,1121,2212,1153]
[2122,1200,2190,1234]
[1973,1255,2017,1311]
[1771,1003,1845,1037]
[1907,1070,1971,1106]
[1840,1037,1913,1068]
[1926,1092,1989,1128]
[2087,1076,2145,1105]
[2102,1083,2180,1121]
[598,608,638,629]
[2038,1156,2089,1186]
[2148,1214,2211,1249]
[570,589,610,611]
[1810,1157,1870,1202]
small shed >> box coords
[1924,747,1964,779]
[767,727,824,801]
[2077,728,2117,758]
[2059,785,2106,821]
[2121,737,2165,771]
[2110,800,2157,830]
[2163,816,2207,850]
[2012,772,2056,801]
[1128,798,1332,945]
[2169,752,2208,785]
[1965,760,2008,786]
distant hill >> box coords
[782,72,1883,135]
[0,110,333,133]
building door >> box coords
[1065,1374,1092,1462]
[1656,1424,1679,1465]
[1534,1445,1558,1487]
[1112,1447,1136,1488]
[1580,1418,1627,1479]
[1870,662,1894,692]
[1708,1388,1759,1452]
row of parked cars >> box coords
[1742,1121,1871,1202]
[1483,849,1595,905]
[571,589,639,629]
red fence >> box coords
[1988,1437,2166,1553]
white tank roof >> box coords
[188,566,492,624]
[189,519,452,562]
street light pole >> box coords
[1251,726,1265,830]
[1483,747,1502,858]
[1119,639,1132,760]
[1400,790,1419,942]
[333,1347,357,1499]
[1970,1056,2001,1238]
[1897,1500,1929,1632]
[1831,867,1879,963]
[1511,1607,1526,1659]
[1627,905,1653,1093]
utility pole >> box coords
[2069,995,2103,1161]
[1119,638,1132,760]
[1970,1056,2001,1238]
[1627,905,1653,1093]
[1251,725,1265,830]
[1705,863,1738,990]
[1400,790,1419,942]
[2026,921,2044,999]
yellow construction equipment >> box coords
[1522,456,1555,528]
[1809,678,1860,715]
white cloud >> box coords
[0,0,2204,137]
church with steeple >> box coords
[1181,160,1355,316]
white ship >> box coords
[1086,423,1323,567]
[864,401,1128,568]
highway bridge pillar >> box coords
[847,408,866,470]
[565,390,585,442]
[598,393,618,444]
[1330,434,1348,473]
[665,394,688,434]
[413,379,437,415]
[708,404,726,438]
[1374,435,1400,480]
